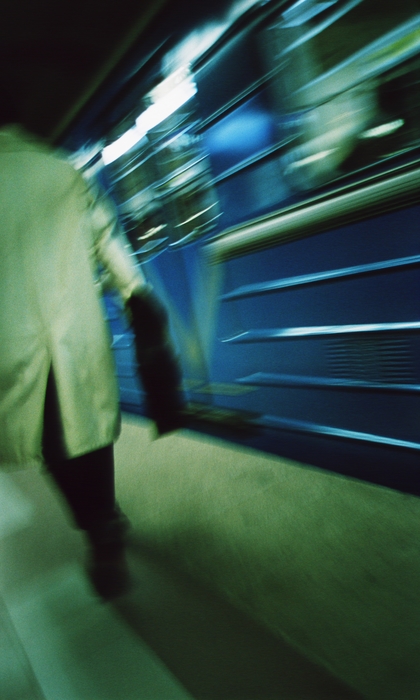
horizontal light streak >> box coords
[205,165,420,263]
[259,415,420,451]
[175,202,218,227]
[224,321,420,343]
[361,119,405,139]
[237,372,420,393]
[285,148,337,171]
[222,254,420,301]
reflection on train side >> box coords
[97,0,420,254]
[267,0,420,189]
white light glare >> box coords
[137,78,197,133]
[360,119,404,139]
[102,69,197,165]
[282,0,337,26]
[102,126,146,165]
[286,148,337,171]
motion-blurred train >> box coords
[63,0,420,494]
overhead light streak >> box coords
[101,126,145,165]
[102,69,197,165]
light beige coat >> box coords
[0,126,145,468]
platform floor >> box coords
[1,414,419,699]
[115,415,420,700]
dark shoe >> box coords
[87,542,131,599]
[86,511,132,599]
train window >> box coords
[103,134,169,260]
[146,81,220,246]
[101,67,220,253]
[264,0,420,190]
[203,92,279,177]
[70,0,420,240]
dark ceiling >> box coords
[1,0,172,141]
[2,0,261,147]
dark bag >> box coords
[127,290,185,436]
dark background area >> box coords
[0,0,173,140]
[1,0,245,144]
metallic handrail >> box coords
[205,164,420,264]
[222,254,420,300]
[223,321,420,344]
[237,372,420,394]
[256,414,420,452]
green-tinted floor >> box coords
[114,413,420,700]
[1,414,419,699]
[0,449,360,700]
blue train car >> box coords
[64,0,420,494]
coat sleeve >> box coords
[82,175,186,436]
[86,180,147,301]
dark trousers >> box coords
[42,370,117,533]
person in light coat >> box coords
[0,113,183,597]
[0,124,146,466]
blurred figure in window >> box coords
[282,86,378,190]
